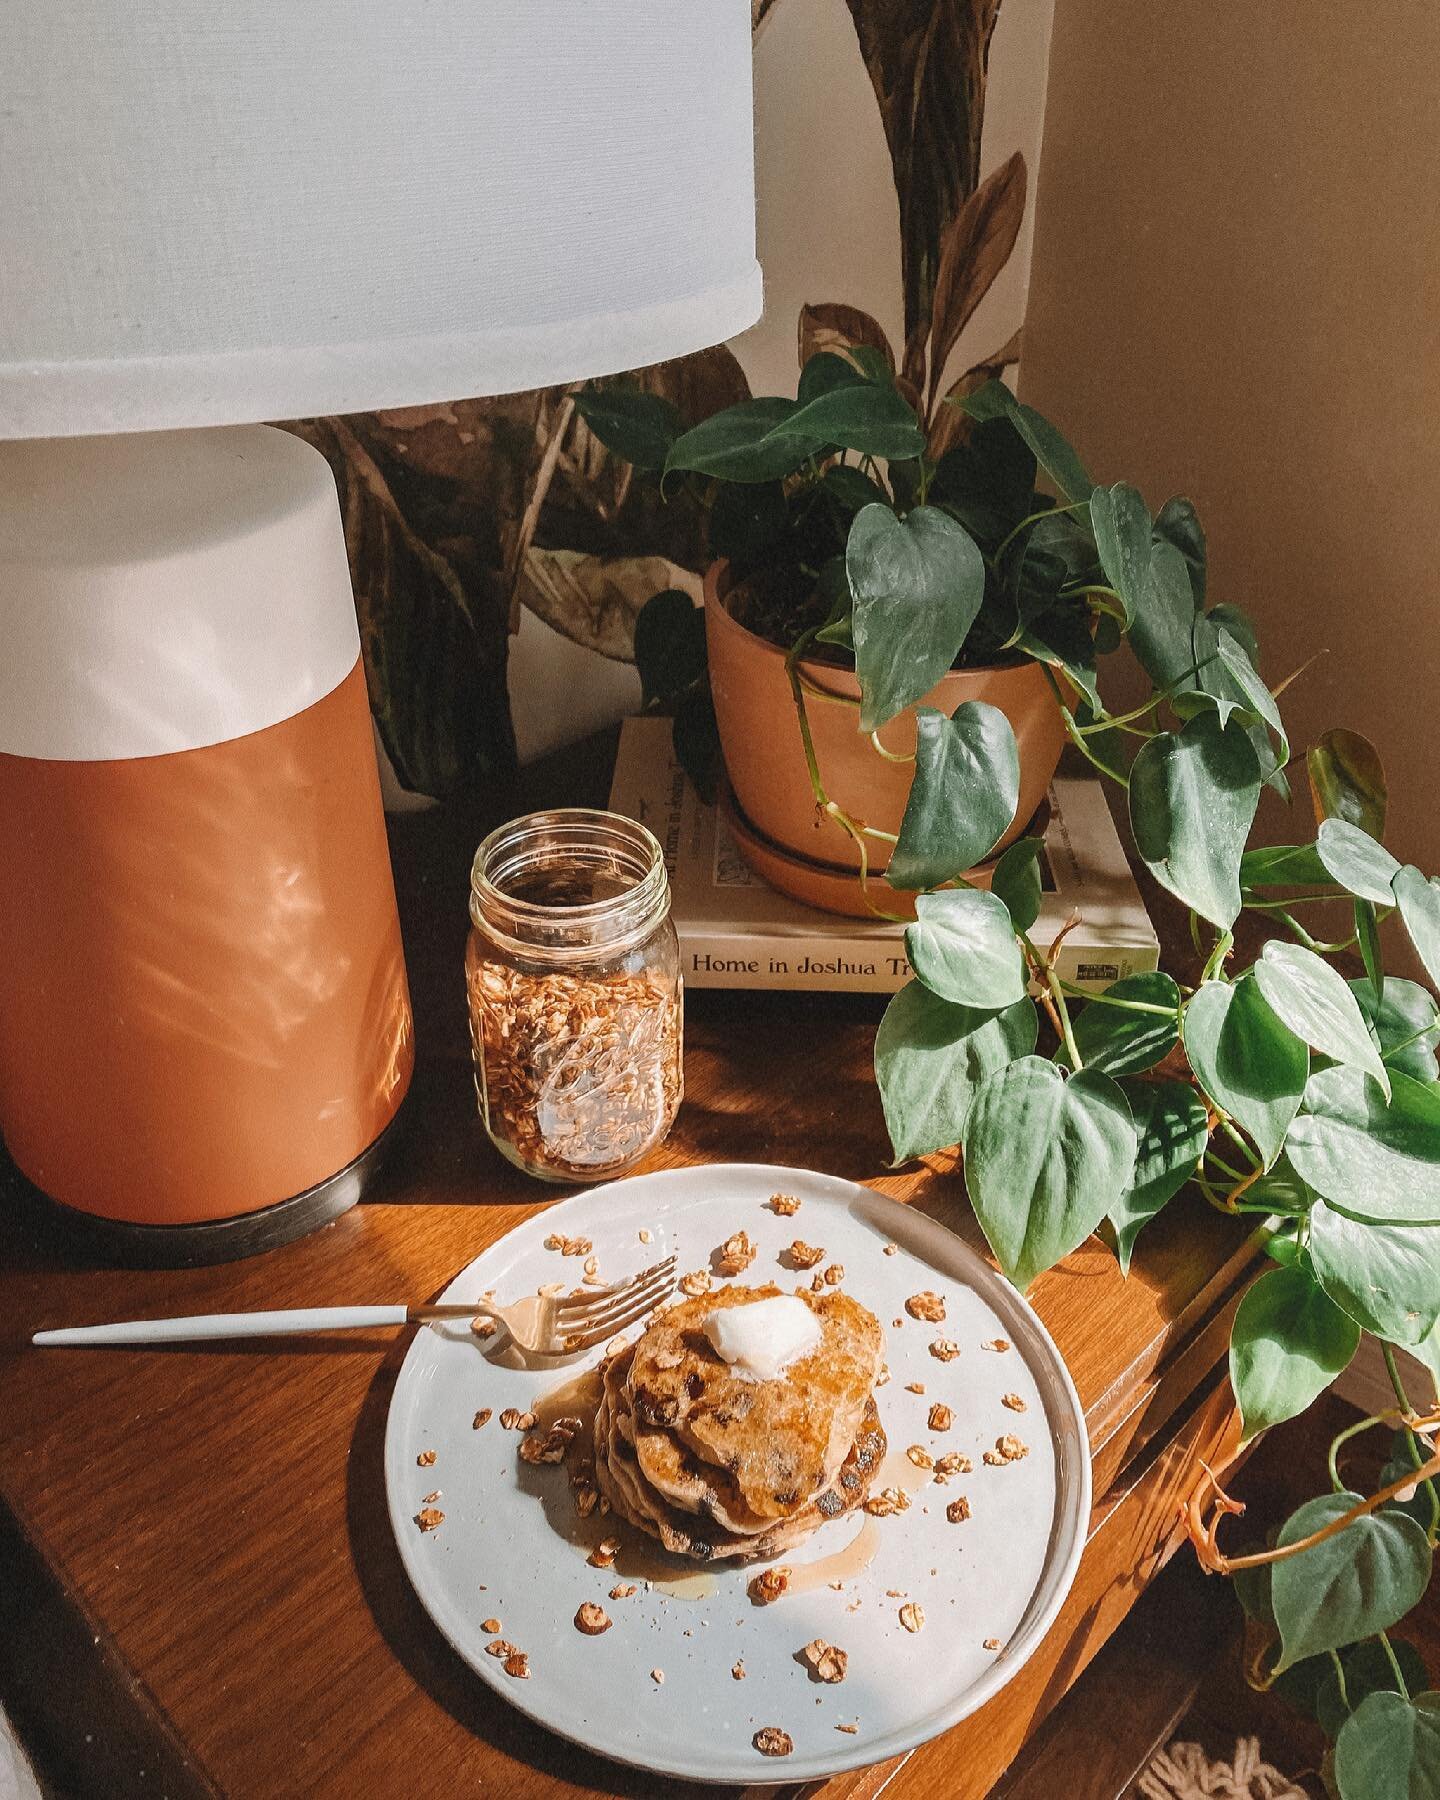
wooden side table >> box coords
[0,736,1257,1799]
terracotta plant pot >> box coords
[704,560,1067,917]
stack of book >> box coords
[608,716,1158,995]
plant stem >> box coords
[1038,667,1130,785]
[869,730,913,765]
[1022,929,1083,1069]
[1378,1631,1411,1700]
[992,500,1089,564]
[1200,931,1234,984]
[1189,1442,1440,1573]
[1053,976,1175,1016]
[1218,1117,1263,1170]
[1329,1413,1385,1493]
[1384,1345,1440,1541]
[1329,1649,1351,1712]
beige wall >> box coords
[1022,1,1440,876]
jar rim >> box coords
[469,808,669,956]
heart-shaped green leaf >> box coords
[963,1059,1137,1289]
[1191,616,1290,764]
[959,380,1093,503]
[1317,1640,1431,1742]
[1230,1263,1359,1441]
[1107,1078,1209,1273]
[1129,713,1262,929]
[1317,819,1404,905]
[1271,1492,1432,1671]
[666,398,813,483]
[573,383,683,472]
[632,590,706,707]
[1128,539,1202,693]
[1089,482,1151,626]
[1153,496,1206,605]
[1310,1201,1440,1345]
[1309,728,1388,839]
[875,983,1038,1163]
[779,380,926,462]
[1334,1690,1440,1800]
[848,504,987,732]
[989,835,1044,933]
[1069,973,1181,1077]
[1183,976,1309,1168]
[1240,842,1333,889]
[905,888,1028,1011]
[1394,865,1440,993]
[1287,1066,1440,1223]
[886,701,1019,890]
[1255,941,1391,1098]
[1351,976,1440,1083]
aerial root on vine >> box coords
[1184,1443,1440,1576]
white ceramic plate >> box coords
[384,1164,1089,1786]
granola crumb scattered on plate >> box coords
[753,1727,793,1757]
[609,1583,637,1599]
[882,1243,898,1255]
[416,1448,437,1467]
[787,1239,825,1269]
[504,1651,530,1679]
[905,1291,945,1322]
[650,1667,665,1685]
[678,1268,711,1297]
[946,1496,972,1524]
[768,1192,802,1215]
[898,1602,925,1633]
[822,1263,844,1286]
[906,1445,934,1470]
[1002,1392,1028,1413]
[904,1381,925,1395]
[984,1637,1002,1651]
[928,1402,953,1431]
[415,1507,444,1532]
[588,1536,622,1568]
[470,1317,498,1339]
[574,1603,612,1636]
[421,1489,440,1504]
[472,1408,492,1429]
[480,1618,501,1634]
[801,1639,848,1683]
[499,1408,537,1431]
[929,1338,960,1363]
[836,1722,860,1734]
[714,1230,757,1276]
[731,1659,746,1679]
[983,1337,1011,1352]
[748,1565,792,1605]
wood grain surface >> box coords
[0,737,1255,1799]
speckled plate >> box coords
[384,1163,1089,1786]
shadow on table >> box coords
[345,1341,730,1800]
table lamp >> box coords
[0,1,760,1262]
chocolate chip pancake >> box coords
[627,1283,884,1520]
[594,1344,886,1562]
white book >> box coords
[608,715,1159,995]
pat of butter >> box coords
[703,1295,821,1382]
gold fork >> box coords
[414,1253,679,1354]
[31,1253,679,1356]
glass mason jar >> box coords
[465,808,683,1182]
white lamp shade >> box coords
[0,0,761,437]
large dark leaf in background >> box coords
[286,413,514,800]
[842,0,1003,341]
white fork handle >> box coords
[32,1305,410,1346]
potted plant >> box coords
[586,363,1440,1789]
[575,349,1101,916]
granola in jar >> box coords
[466,810,683,1181]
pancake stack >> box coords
[594,1282,886,1562]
